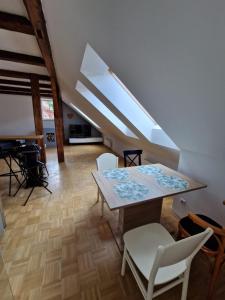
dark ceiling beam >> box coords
[0,11,34,35]
[23,0,57,78]
[0,90,53,98]
[0,78,51,88]
[0,50,45,66]
[0,85,31,93]
[0,85,52,93]
[0,90,31,96]
[0,78,30,86]
[0,69,50,81]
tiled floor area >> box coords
[0,145,224,300]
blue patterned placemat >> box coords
[103,168,129,180]
[137,165,163,175]
[113,180,149,200]
[156,174,189,190]
[137,165,189,190]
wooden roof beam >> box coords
[0,85,51,93]
[0,11,34,35]
[0,90,31,96]
[0,50,45,66]
[0,78,51,88]
[30,74,46,162]
[0,69,50,81]
[24,0,65,162]
[0,90,52,98]
[23,0,57,78]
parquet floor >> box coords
[0,145,224,300]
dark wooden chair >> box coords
[0,142,22,196]
[123,149,143,167]
[178,212,225,300]
[14,145,51,206]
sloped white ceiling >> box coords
[0,29,41,56]
[42,0,112,99]
[41,0,135,142]
[0,59,48,75]
[42,0,225,158]
[108,0,225,158]
[0,0,28,17]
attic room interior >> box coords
[0,1,225,300]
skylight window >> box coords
[108,69,157,125]
[80,44,156,141]
[80,44,178,150]
[69,103,100,129]
[75,81,137,139]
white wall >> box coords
[43,120,55,129]
[104,0,225,224]
[104,133,179,170]
[173,150,225,225]
[43,0,225,224]
[0,94,35,135]
[63,102,102,142]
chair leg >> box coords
[121,247,127,276]
[176,226,183,240]
[181,268,190,300]
[177,224,189,240]
[13,178,26,197]
[43,185,52,194]
[23,186,35,206]
[36,177,52,195]
[101,197,104,217]
[207,255,223,300]
[146,283,154,300]
[97,187,100,202]
[3,155,19,196]
[9,157,12,196]
[44,165,49,176]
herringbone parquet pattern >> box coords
[0,145,224,300]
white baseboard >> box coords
[69,137,103,144]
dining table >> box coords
[0,135,44,141]
[0,135,45,162]
[92,163,207,250]
[0,135,46,196]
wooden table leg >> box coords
[120,198,163,232]
[37,139,46,163]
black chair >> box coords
[28,144,49,176]
[14,145,51,206]
[0,141,22,196]
[123,149,143,167]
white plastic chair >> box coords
[121,223,213,300]
[96,153,118,216]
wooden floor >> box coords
[0,145,224,300]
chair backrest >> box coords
[0,141,20,159]
[150,228,213,280]
[96,153,118,171]
[188,213,225,237]
[19,150,39,169]
[187,213,225,256]
[123,149,142,167]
